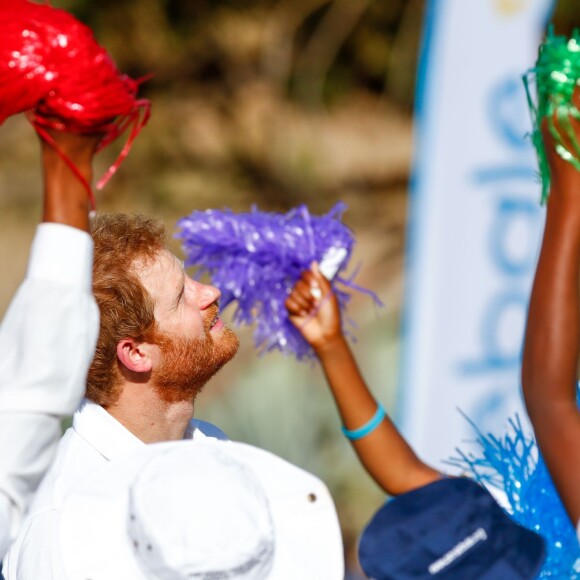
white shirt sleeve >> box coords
[0,223,99,558]
[3,509,65,580]
[0,493,13,560]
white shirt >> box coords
[0,224,99,559]
[3,400,227,579]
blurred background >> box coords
[0,0,579,576]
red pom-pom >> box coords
[0,0,151,207]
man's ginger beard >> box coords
[152,307,239,404]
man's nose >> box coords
[197,282,221,309]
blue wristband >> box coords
[341,403,386,440]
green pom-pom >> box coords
[524,26,580,204]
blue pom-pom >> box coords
[176,203,381,360]
[448,412,580,578]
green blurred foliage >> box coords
[51,0,422,109]
[43,0,580,112]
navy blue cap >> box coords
[358,477,545,579]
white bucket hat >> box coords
[57,439,344,579]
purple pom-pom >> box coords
[176,203,381,360]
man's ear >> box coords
[116,339,154,374]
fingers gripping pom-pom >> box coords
[176,203,383,361]
[0,0,151,208]
[524,26,580,204]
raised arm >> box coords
[0,129,100,557]
[522,105,580,525]
[40,128,100,230]
[286,264,440,495]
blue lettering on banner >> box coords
[486,77,530,151]
[461,290,527,374]
[490,198,540,276]
[459,76,542,429]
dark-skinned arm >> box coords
[286,264,440,495]
[522,100,580,525]
[40,129,100,230]
[0,128,101,557]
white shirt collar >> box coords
[73,400,145,461]
[72,400,224,462]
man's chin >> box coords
[152,326,240,404]
[218,327,240,365]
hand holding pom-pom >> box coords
[285,263,343,354]
[0,0,150,208]
[176,203,382,361]
[525,27,580,203]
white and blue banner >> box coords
[399,0,555,467]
